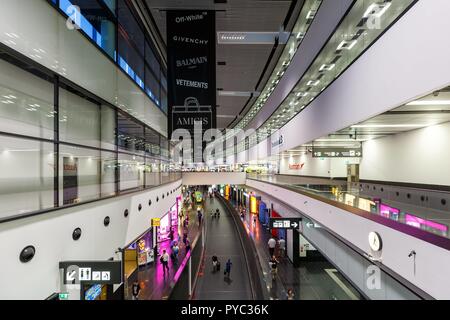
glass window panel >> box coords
[0,59,54,139]
[102,0,116,15]
[117,1,145,88]
[160,89,167,114]
[118,1,144,56]
[145,41,161,78]
[101,150,117,197]
[119,153,144,191]
[101,105,116,151]
[118,113,145,154]
[118,34,145,89]
[145,157,160,187]
[160,136,169,160]
[60,0,116,59]
[59,144,101,205]
[59,88,101,148]
[0,135,54,220]
[145,127,160,156]
[160,160,170,184]
[145,66,160,104]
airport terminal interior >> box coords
[1,0,450,302]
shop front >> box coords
[123,228,154,298]
[157,201,181,244]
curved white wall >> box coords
[0,181,182,300]
[246,178,450,299]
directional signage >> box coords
[270,218,302,229]
[312,147,362,158]
[59,261,122,285]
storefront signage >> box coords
[167,10,217,137]
[288,163,305,170]
[59,261,122,285]
[152,218,161,227]
[312,147,362,158]
[270,218,302,230]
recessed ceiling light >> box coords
[337,40,357,51]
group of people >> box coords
[212,255,232,280]
[267,236,286,258]
[267,236,296,299]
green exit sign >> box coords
[59,292,69,300]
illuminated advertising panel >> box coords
[250,196,258,214]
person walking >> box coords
[212,255,219,272]
[160,250,170,276]
[185,239,191,253]
[224,259,232,279]
[131,281,141,300]
[197,210,203,225]
[183,228,188,245]
[278,238,286,258]
[287,288,295,300]
[268,237,277,257]
[172,243,180,265]
[269,255,279,280]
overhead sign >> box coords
[312,147,362,158]
[167,10,217,138]
[59,261,122,285]
[270,218,302,229]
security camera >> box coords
[408,250,416,257]
[433,91,440,97]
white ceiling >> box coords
[144,0,295,129]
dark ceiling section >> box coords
[142,0,297,130]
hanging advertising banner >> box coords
[167,10,217,140]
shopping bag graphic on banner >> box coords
[171,97,212,133]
